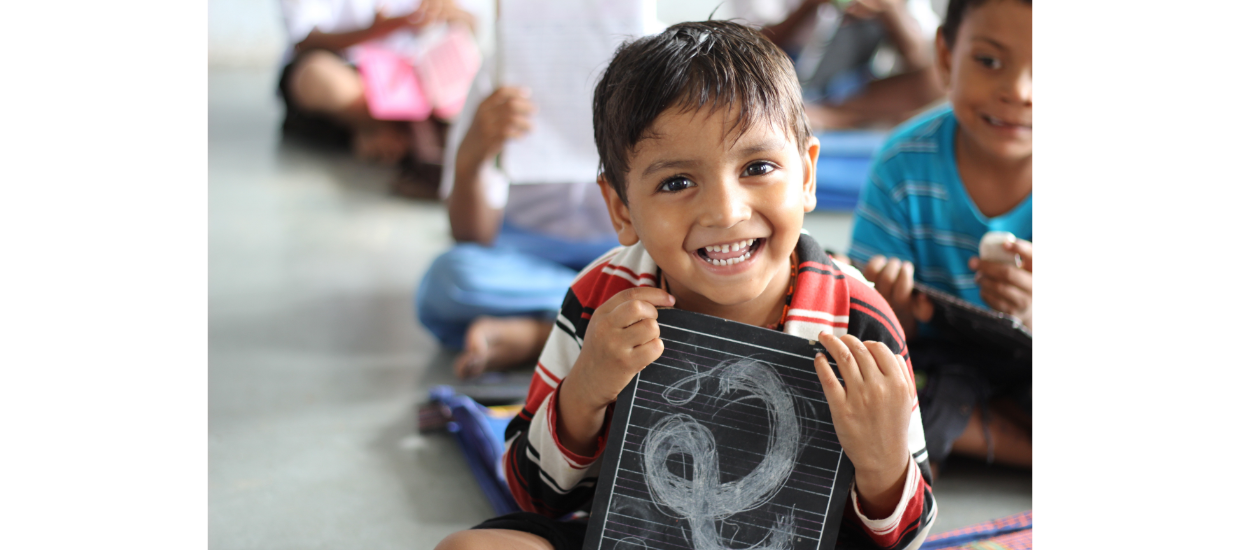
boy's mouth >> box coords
[696,238,764,267]
[982,114,1031,130]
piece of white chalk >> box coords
[979,231,1020,265]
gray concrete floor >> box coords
[208,67,1030,550]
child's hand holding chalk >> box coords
[970,232,1033,329]
[978,231,1026,267]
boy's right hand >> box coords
[863,255,933,336]
[556,288,675,456]
[565,288,676,410]
[458,87,536,172]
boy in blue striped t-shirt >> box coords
[847,0,1032,471]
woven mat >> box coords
[922,510,1032,550]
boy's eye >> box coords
[975,55,1002,70]
[743,161,776,177]
[658,176,694,193]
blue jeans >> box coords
[416,224,619,349]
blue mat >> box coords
[814,130,888,212]
[427,386,521,516]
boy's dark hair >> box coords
[941,0,1033,49]
[592,20,811,204]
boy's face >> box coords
[599,107,819,316]
[936,0,1032,161]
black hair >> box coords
[941,0,1033,49]
[592,20,811,204]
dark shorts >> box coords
[912,338,1032,464]
[471,512,589,550]
[277,49,354,149]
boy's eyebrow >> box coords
[642,159,698,178]
[972,36,1009,52]
[736,138,788,157]
[639,138,789,178]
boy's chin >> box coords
[678,274,778,310]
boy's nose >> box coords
[1004,68,1033,105]
[697,181,750,228]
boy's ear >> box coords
[801,136,819,213]
[597,175,640,246]
[935,29,953,91]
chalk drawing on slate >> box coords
[583,308,855,550]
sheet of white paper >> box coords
[498,0,647,184]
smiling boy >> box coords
[848,0,1033,469]
[436,21,935,550]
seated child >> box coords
[732,0,945,131]
[277,0,475,165]
[436,20,936,550]
[415,54,621,378]
[847,0,1032,469]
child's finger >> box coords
[863,255,887,283]
[861,340,894,376]
[912,292,935,322]
[872,257,902,299]
[821,333,862,387]
[1004,239,1034,271]
[504,125,532,140]
[893,262,915,303]
[623,318,660,349]
[982,282,1029,313]
[508,117,533,134]
[505,96,537,116]
[630,334,665,369]
[600,287,675,315]
[814,352,845,403]
[898,354,917,400]
[841,335,879,381]
[613,299,660,329]
[976,262,1032,293]
[979,285,1020,316]
[1000,265,1033,294]
[485,87,519,106]
[865,342,911,399]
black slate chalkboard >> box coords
[914,283,1032,372]
[583,308,854,550]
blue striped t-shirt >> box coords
[847,106,1032,309]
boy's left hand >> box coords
[969,239,1033,329]
[814,333,914,519]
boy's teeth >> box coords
[707,247,754,266]
[705,239,757,255]
[700,238,761,265]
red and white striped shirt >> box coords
[502,233,937,549]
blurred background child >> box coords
[728,0,948,215]
[277,0,478,176]
[847,0,1032,471]
[415,2,658,379]
[730,0,946,131]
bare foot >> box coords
[453,317,554,379]
[950,408,1032,469]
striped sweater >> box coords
[848,106,1032,310]
[502,233,937,549]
